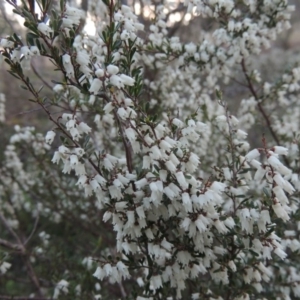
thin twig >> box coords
[0,213,43,296]
[24,210,39,246]
[0,238,24,252]
[0,212,25,250]
[31,60,54,90]
[241,58,289,167]
[12,104,51,116]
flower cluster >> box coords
[0,0,300,299]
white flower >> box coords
[268,154,284,170]
[135,178,148,189]
[224,217,235,229]
[11,49,20,62]
[76,175,87,186]
[62,54,75,78]
[245,149,260,161]
[228,260,236,272]
[210,181,226,193]
[185,42,197,54]
[74,162,85,175]
[110,75,124,88]
[120,30,130,40]
[103,157,114,170]
[117,174,130,186]
[45,130,56,144]
[117,107,128,119]
[273,146,288,156]
[175,171,188,190]
[20,46,32,59]
[182,192,192,212]
[116,261,130,279]
[150,275,163,291]
[62,113,73,122]
[165,160,176,173]
[150,145,162,159]
[103,211,112,222]
[78,122,92,134]
[0,262,11,274]
[58,145,69,154]
[30,46,40,55]
[89,78,102,94]
[214,219,228,233]
[236,129,248,139]
[52,151,61,164]
[38,22,53,36]
[103,102,114,114]
[109,185,122,199]
[136,206,145,219]
[160,139,172,151]
[272,202,290,221]
[274,247,287,260]
[273,173,286,188]
[125,127,136,141]
[95,68,105,78]
[93,266,106,280]
[90,178,101,191]
[107,65,119,75]
[73,147,85,157]
[66,119,76,130]
[137,277,144,287]
[120,74,135,86]
[150,180,163,192]
[142,155,151,169]
[172,118,184,128]
[70,154,79,165]
[254,166,266,181]
[53,280,69,299]
[76,50,90,66]
[0,38,14,48]
[70,127,81,140]
[282,179,295,195]
[273,186,289,205]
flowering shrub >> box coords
[0,0,300,299]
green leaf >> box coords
[26,32,39,46]
[263,187,270,197]
[41,0,47,10]
[4,59,12,66]
[38,86,44,93]
[13,33,22,44]
[238,168,252,174]
[60,0,65,12]
[215,89,223,100]
[112,40,122,51]
[153,164,160,173]
[7,71,20,79]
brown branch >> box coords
[114,109,134,174]
[31,60,54,90]
[0,238,24,252]
[241,58,289,166]
[24,210,39,246]
[0,213,43,296]
[241,59,280,145]
[0,213,25,251]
